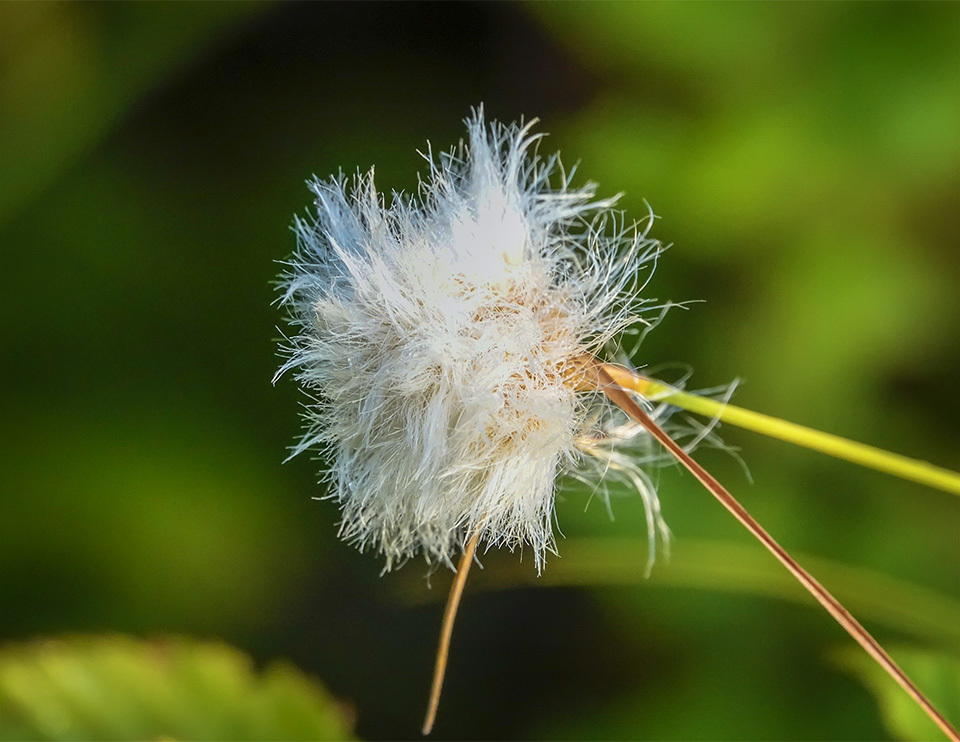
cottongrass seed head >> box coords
[275,108,679,573]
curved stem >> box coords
[601,366,960,496]
[422,530,481,735]
[597,363,960,742]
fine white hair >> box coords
[276,108,679,572]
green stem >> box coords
[603,367,960,496]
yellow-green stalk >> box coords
[602,367,960,496]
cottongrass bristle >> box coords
[276,107,681,572]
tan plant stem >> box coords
[596,362,960,742]
[422,530,481,735]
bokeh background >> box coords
[1,3,958,740]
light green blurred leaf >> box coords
[831,644,960,741]
[404,537,960,649]
[0,635,355,742]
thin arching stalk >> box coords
[596,363,959,742]
[422,530,481,735]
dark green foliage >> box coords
[1,3,957,739]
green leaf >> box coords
[831,644,960,741]
[0,635,355,741]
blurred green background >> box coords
[1,3,958,740]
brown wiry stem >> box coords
[422,530,481,735]
[596,363,959,742]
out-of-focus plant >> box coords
[0,635,355,742]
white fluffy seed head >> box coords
[276,108,675,572]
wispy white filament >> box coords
[276,109,677,572]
